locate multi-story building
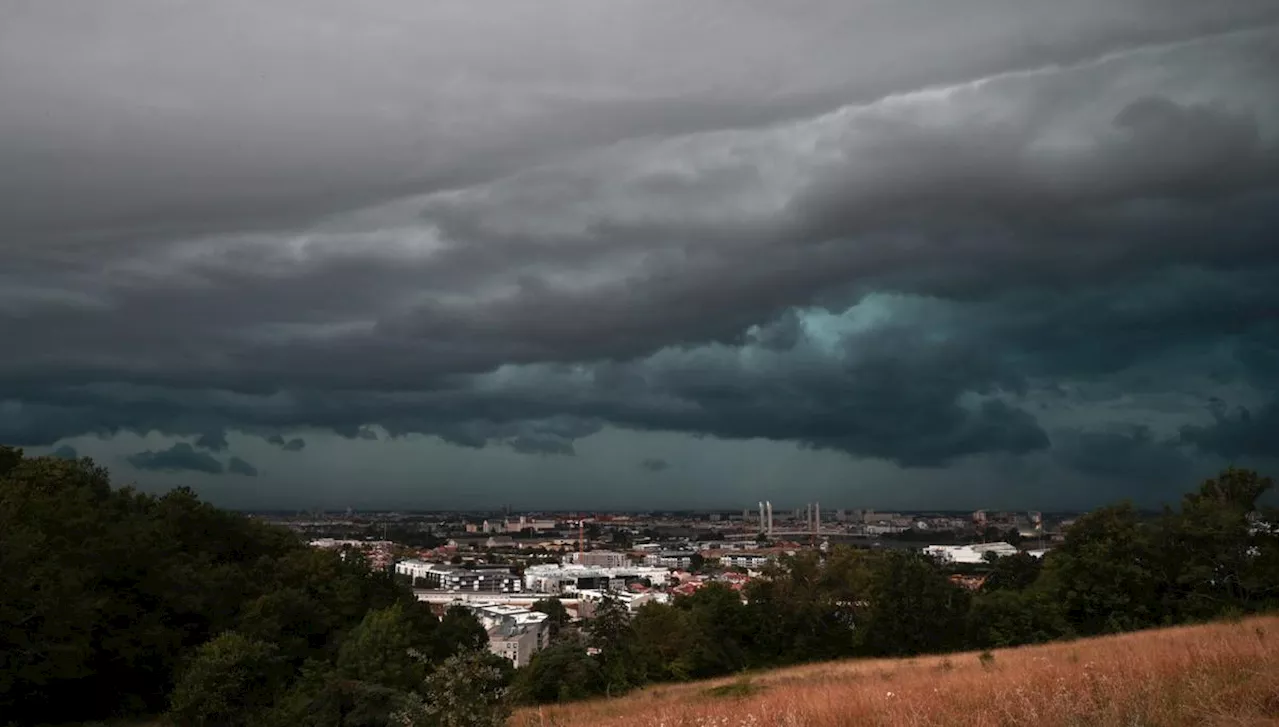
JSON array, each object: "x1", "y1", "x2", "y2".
[
  {"x1": 395, "y1": 560, "x2": 523, "y2": 592},
  {"x1": 717, "y1": 551, "x2": 772, "y2": 569},
  {"x1": 524, "y1": 563, "x2": 670, "y2": 594},
  {"x1": 643, "y1": 550, "x2": 696, "y2": 569},
  {"x1": 566, "y1": 550, "x2": 630, "y2": 568},
  {"x1": 465, "y1": 604, "x2": 551, "y2": 667}
]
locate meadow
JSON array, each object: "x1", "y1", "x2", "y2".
[{"x1": 511, "y1": 614, "x2": 1279, "y2": 727}]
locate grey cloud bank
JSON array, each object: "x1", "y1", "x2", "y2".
[{"x1": 0, "y1": 1, "x2": 1275, "y2": 508}]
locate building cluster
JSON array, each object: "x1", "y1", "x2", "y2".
[
  {"x1": 308, "y1": 538, "x2": 395, "y2": 570},
  {"x1": 281, "y1": 502, "x2": 1077, "y2": 669},
  {"x1": 464, "y1": 516, "x2": 557, "y2": 534}
]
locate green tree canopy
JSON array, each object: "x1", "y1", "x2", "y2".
[{"x1": 167, "y1": 632, "x2": 287, "y2": 727}]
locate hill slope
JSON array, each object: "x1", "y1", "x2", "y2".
[{"x1": 512, "y1": 615, "x2": 1278, "y2": 727}]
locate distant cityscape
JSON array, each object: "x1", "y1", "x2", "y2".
[{"x1": 253, "y1": 503, "x2": 1075, "y2": 668}]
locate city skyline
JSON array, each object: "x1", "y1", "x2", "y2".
[{"x1": 2, "y1": 1, "x2": 1276, "y2": 510}]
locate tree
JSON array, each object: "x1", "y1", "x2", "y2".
[
  {"x1": 432, "y1": 606, "x2": 487, "y2": 660},
  {"x1": 857, "y1": 551, "x2": 969, "y2": 656},
  {"x1": 336, "y1": 603, "x2": 425, "y2": 692},
  {"x1": 628, "y1": 602, "x2": 695, "y2": 682},
  {"x1": 405, "y1": 649, "x2": 513, "y2": 727},
  {"x1": 966, "y1": 590, "x2": 1068, "y2": 649},
  {"x1": 672, "y1": 583, "x2": 750, "y2": 677},
  {"x1": 259, "y1": 662, "x2": 419, "y2": 727},
  {"x1": 1037, "y1": 503, "x2": 1162, "y2": 635},
  {"x1": 981, "y1": 551, "x2": 1043, "y2": 592},
  {"x1": 586, "y1": 596, "x2": 637, "y2": 695},
  {"x1": 531, "y1": 598, "x2": 571, "y2": 638},
  {"x1": 1161, "y1": 469, "x2": 1278, "y2": 619},
  {"x1": 167, "y1": 632, "x2": 287, "y2": 727},
  {"x1": 512, "y1": 637, "x2": 603, "y2": 704},
  {"x1": 236, "y1": 588, "x2": 335, "y2": 666}
]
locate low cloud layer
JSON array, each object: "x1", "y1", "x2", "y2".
[
  {"x1": 227, "y1": 456, "x2": 260, "y2": 477},
  {"x1": 266, "y1": 435, "x2": 307, "y2": 452},
  {"x1": 640, "y1": 458, "x2": 671, "y2": 473},
  {"x1": 127, "y1": 443, "x2": 224, "y2": 475},
  {"x1": 1, "y1": 1, "x2": 1275, "y2": 507}
]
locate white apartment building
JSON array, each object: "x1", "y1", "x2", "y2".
[
  {"x1": 643, "y1": 551, "x2": 696, "y2": 568},
  {"x1": 465, "y1": 603, "x2": 551, "y2": 667},
  {"x1": 395, "y1": 560, "x2": 522, "y2": 592},
  {"x1": 523, "y1": 563, "x2": 670, "y2": 594},
  {"x1": 718, "y1": 552, "x2": 772, "y2": 569}
]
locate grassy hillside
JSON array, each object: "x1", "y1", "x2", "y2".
[{"x1": 512, "y1": 615, "x2": 1278, "y2": 727}]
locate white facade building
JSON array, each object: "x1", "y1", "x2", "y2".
[
  {"x1": 465, "y1": 603, "x2": 551, "y2": 667},
  {"x1": 523, "y1": 563, "x2": 670, "y2": 594},
  {"x1": 643, "y1": 551, "x2": 696, "y2": 568},
  {"x1": 566, "y1": 550, "x2": 630, "y2": 568},
  {"x1": 395, "y1": 560, "x2": 522, "y2": 592},
  {"x1": 923, "y1": 542, "x2": 1020, "y2": 564},
  {"x1": 718, "y1": 552, "x2": 772, "y2": 569}
]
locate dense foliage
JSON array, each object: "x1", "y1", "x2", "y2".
[{"x1": 0, "y1": 446, "x2": 506, "y2": 727}]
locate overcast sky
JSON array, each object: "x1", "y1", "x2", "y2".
[{"x1": 2, "y1": 1, "x2": 1276, "y2": 511}]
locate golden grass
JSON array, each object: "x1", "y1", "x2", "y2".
[{"x1": 512, "y1": 615, "x2": 1279, "y2": 727}]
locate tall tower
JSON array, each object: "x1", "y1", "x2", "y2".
[
  {"x1": 758, "y1": 502, "x2": 765, "y2": 533},
  {"x1": 766, "y1": 501, "x2": 773, "y2": 538},
  {"x1": 815, "y1": 502, "x2": 820, "y2": 534}
]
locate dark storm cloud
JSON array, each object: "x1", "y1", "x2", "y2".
[
  {"x1": 640, "y1": 458, "x2": 670, "y2": 473},
  {"x1": 266, "y1": 435, "x2": 306, "y2": 452},
  {"x1": 2, "y1": 1, "x2": 1270, "y2": 252},
  {"x1": 0, "y1": 2, "x2": 1276, "y2": 498},
  {"x1": 127, "y1": 443, "x2": 224, "y2": 475},
  {"x1": 227, "y1": 457, "x2": 260, "y2": 477},
  {"x1": 52, "y1": 445, "x2": 78, "y2": 460},
  {"x1": 195, "y1": 430, "x2": 229, "y2": 451},
  {"x1": 1054, "y1": 425, "x2": 1194, "y2": 483},
  {"x1": 797, "y1": 96, "x2": 1272, "y2": 233},
  {"x1": 1180, "y1": 402, "x2": 1279, "y2": 459},
  {"x1": 0, "y1": 262, "x2": 1271, "y2": 471}
]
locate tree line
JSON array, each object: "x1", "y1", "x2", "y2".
[
  {"x1": 2, "y1": 444, "x2": 1275, "y2": 724},
  {"x1": 0, "y1": 446, "x2": 510, "y2": 727}
]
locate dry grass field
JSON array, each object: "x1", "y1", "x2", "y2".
[{"x1": 511, "y1": 615, "x2": 1279, "y2": 727}]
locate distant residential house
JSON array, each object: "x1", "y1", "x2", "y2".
[{"x1": 948, "y1": 574, "x2": 988, "y2": 591}]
